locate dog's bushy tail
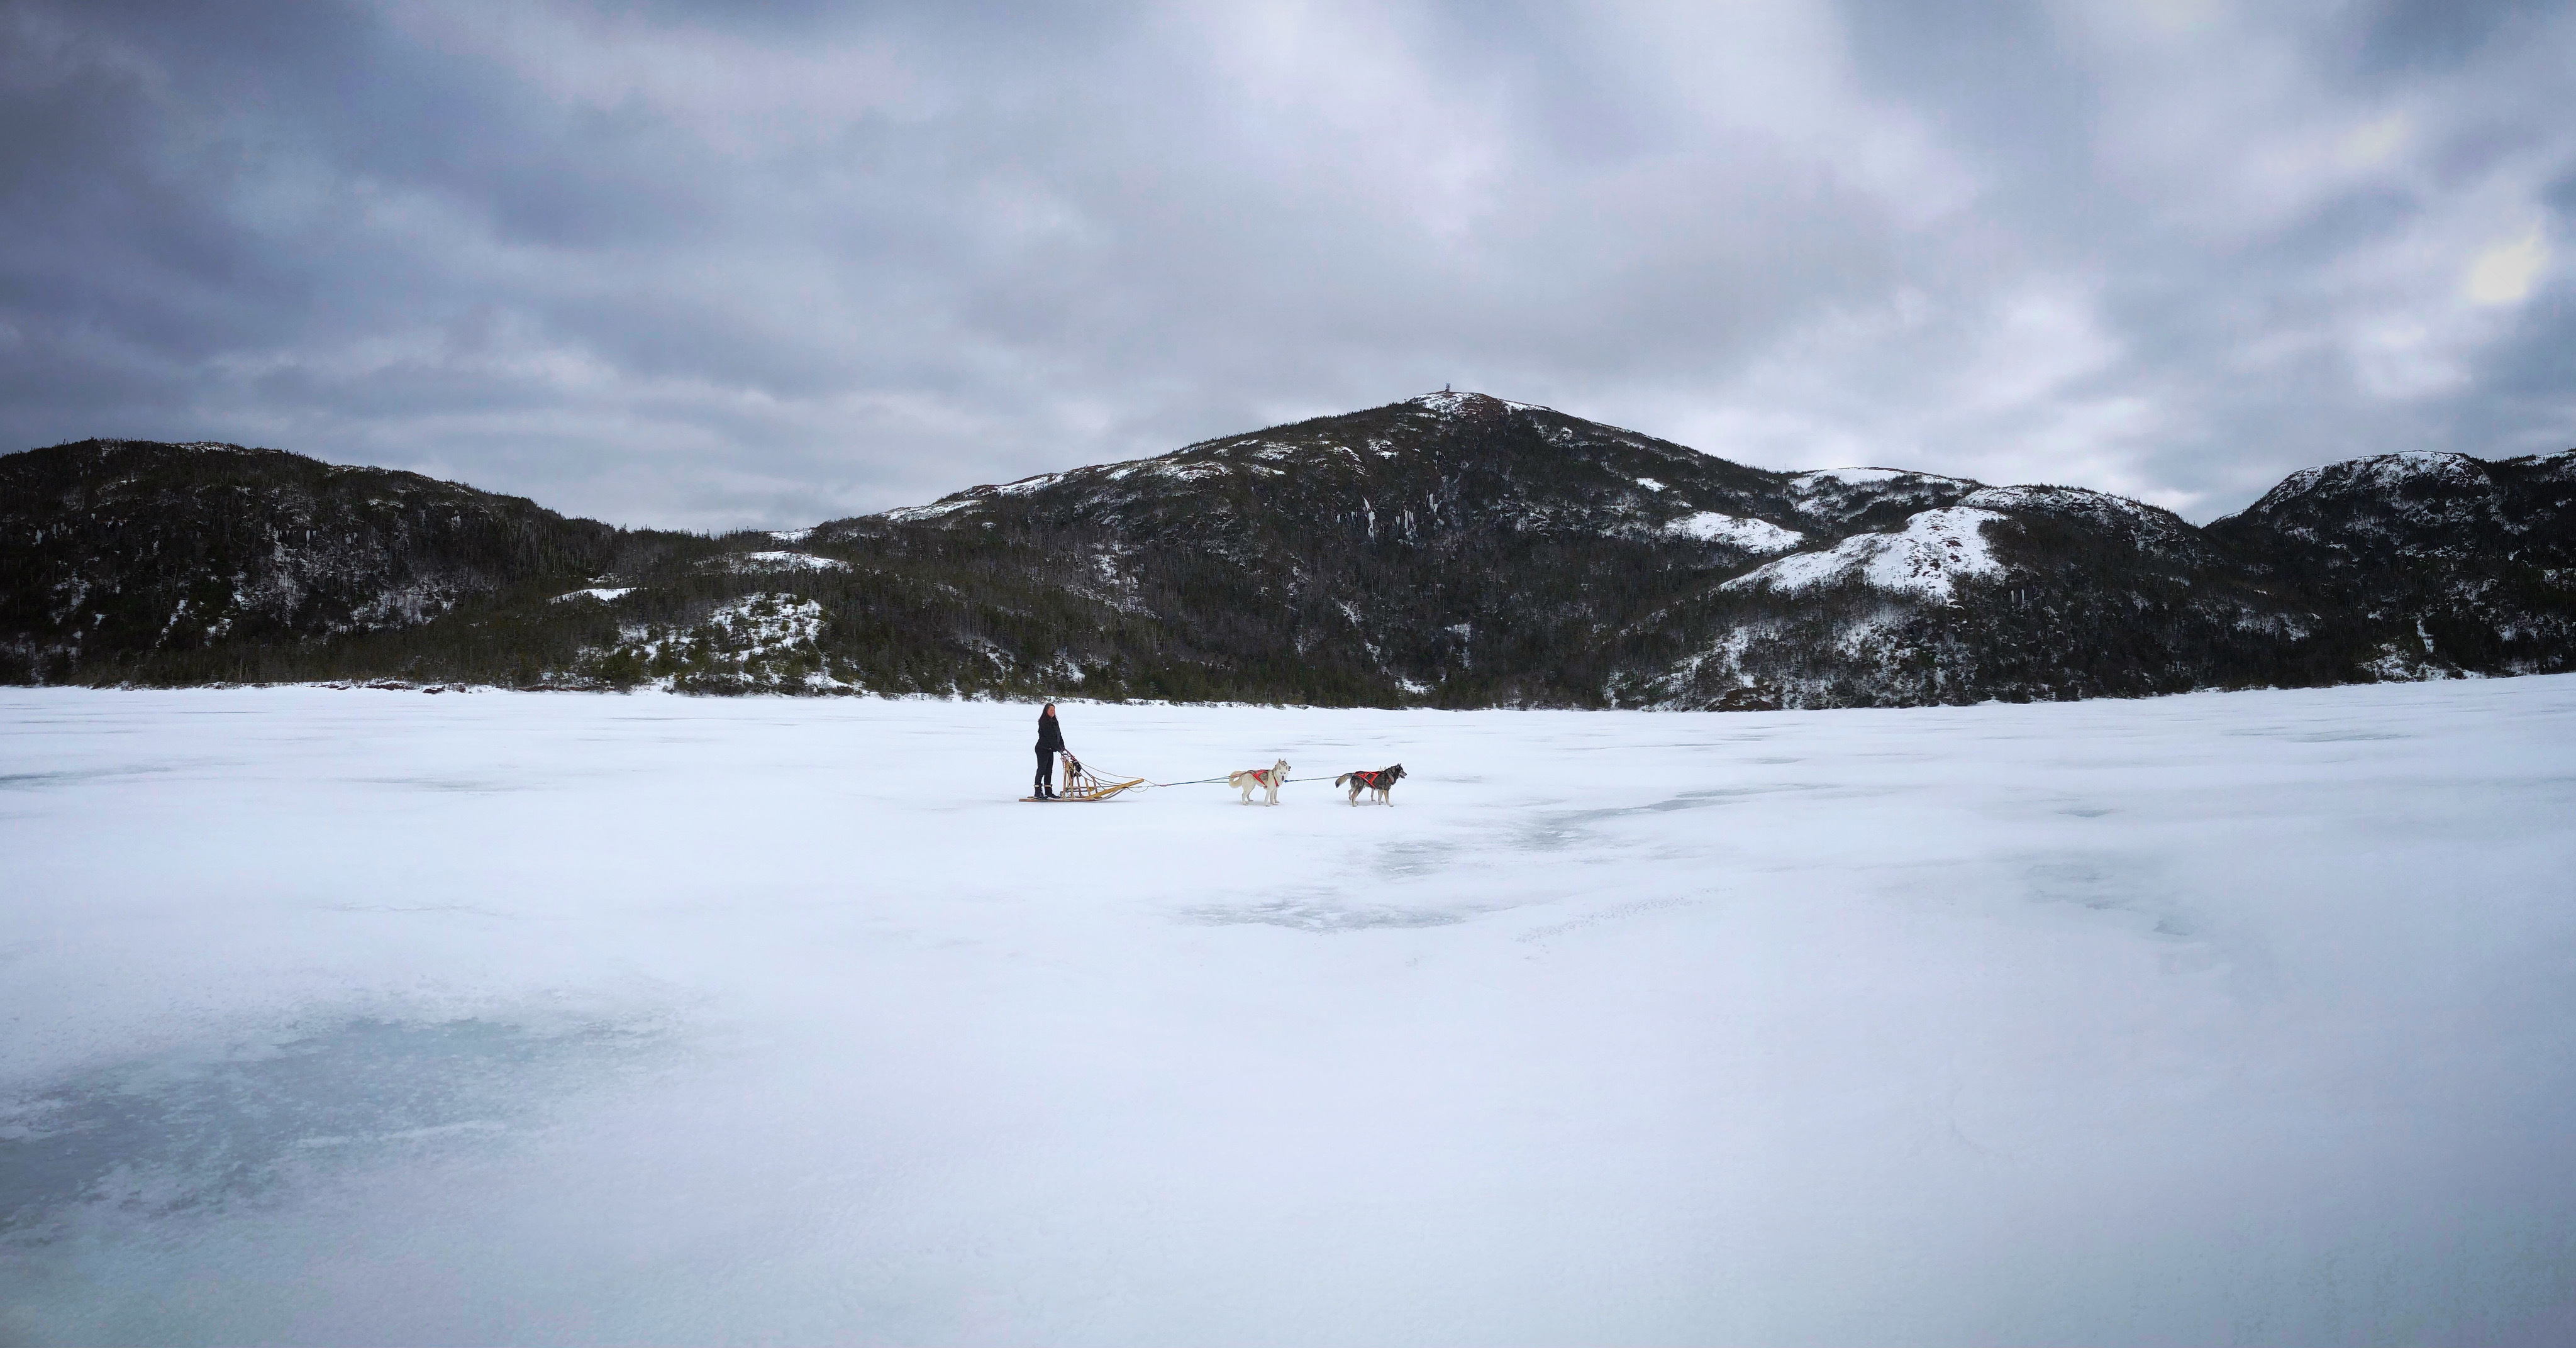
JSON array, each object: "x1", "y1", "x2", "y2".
[{"x1": 1334, "y1": 772, "x2": 1352, "y2": 787}]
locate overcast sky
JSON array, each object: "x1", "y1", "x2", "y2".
[{"x1": 4, "y1": 0, "x2": 2571, "y2": 529}]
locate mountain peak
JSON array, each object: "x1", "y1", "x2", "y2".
[
  {"x1": 2241, "y1": 450, "x2": 2496, "y2": 517},
  {"x1": 1404, "y1": 390, "x2": 1541, "y2": 419}
]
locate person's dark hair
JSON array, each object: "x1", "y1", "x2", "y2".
[{"x1": 1041, "y1": 703, "x2": 1055, "y2": 714}]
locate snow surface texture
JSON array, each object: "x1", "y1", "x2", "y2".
[
  {"x1": 1724, "y1": 505, "x2": 2006, "y2": 601},
  {"x1": 6, "y1": 680, "x2": 2576, "y2": 1345}
]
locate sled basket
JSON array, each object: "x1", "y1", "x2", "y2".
[{"x1": 1024, "y1": 751, "x2": 1145, "y2": 803}]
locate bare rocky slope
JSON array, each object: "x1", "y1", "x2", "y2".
[{"x1": 5, "y1": 394, "x2": 2570, "y2": 705}]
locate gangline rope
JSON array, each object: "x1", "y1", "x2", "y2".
[{"x1": 1067, "y1": 761, "x2": 1327, "y2": 790}]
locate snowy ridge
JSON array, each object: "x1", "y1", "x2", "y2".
[
  {"x1": 1961, "y1": 485, "x2": 2191, "y2": 548},
  {"x1": 2245, "y1": 451, "x2": 2494, "y2": 516},
  {"x1": 1961, "y1": 484, "x2": 2151, "y2": 518},
  {"x1": 1791, "y1": 467, "x2": 1911, "y2": 487},
  {"x1": 880, "y1": 497, "x2": 975, "y2": 522},
  {"x1": 1723, "y1": 507, "x2": 2007, "y2": 602},
  {"x1": 993, "y1": 471, "x2": 1067, "y2": 496}
]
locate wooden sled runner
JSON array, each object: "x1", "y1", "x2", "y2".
[{"x1": 1021, "y1": 752, "x2": 1145, "y2": 803}]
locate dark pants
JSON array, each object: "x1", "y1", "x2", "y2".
[{"x1": 1035, "y1": 747, "x2": 1053, "y2": 794}]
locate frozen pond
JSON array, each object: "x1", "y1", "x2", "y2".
[{"x1": 5, "y1": 680, "x2": 2575, "y2": 1345}]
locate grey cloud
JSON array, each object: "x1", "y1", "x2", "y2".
[
  {"x1": 1, "y1": 0, "x2": 2570, "y2": 531},
  {"x1": 2355, "y1": 0, "x2": 2557, "y2": 76}
]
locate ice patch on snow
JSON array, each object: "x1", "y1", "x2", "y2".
[
  {"x1": 1724, "y1": 507, "x2": 2007, "y2": 601},
  {"x1": 0, "y1": 1017, "x2": 658, "y2": 1238},
  {"x1": 1185, "y1": 897, "x2": 1467, "y2": 932}
]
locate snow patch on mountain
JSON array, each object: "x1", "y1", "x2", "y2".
[
  {"x1": 349, "y1": 583, "x2": 461, "y2": 629},
  {"x1": 1124, "y1": 458, "x2": 1226, "y2": 483},
  {"x1": 1412, "y1": 390, "x2": 1530, "y2": 419},
  {"x1": 882, "y1": 498, "x2": 975, "y2": 522},
  {"x1": 710, "y1": 551, "x2": 850, "y2": 573},
  {"x1": 1413, "y1": 391, "x2": 1478, "y2": 416},
  {"x1": 701, "y1": 593, "x2": 825, "y2": 656},
  {"x1": 552, "y1": 587, "x2": 636, "y2": 604},
  {"x1": 1792, "y1": 467, "x2": 1911, "y2": 487},
  {"x1": 1669, "y1": 512, "x2": 1806, "y2": 553},
  {"x1": 1962, "y1": 485, "x2": 2148, "y2": 519},
  {"x1": 2348, "y1": 451, "x2": 2489, "y2": 487},
  {"x1": 1779, "y1": 467, "x2": 1984, "y2": 530},
  {"x1": 1723, "y1": 507, "x2": 2007, "y2": 602}
]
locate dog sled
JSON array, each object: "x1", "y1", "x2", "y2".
[{"x1": 1022, "y1": 752, "x2": 1145, "y2": 804}]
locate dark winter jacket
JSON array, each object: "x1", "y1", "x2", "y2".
[{"x1": 1036, "y1": 710, "x2": 1066, "y2": 754}]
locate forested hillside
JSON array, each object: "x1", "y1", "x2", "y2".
[{"x1": 6, "y1": 396, "x2": 2571, "y2": 706}]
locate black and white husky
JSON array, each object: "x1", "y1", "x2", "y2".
[
  {"x1": 1333, "y1": 764, "x2": 1405, "y2": 805},
  {"x1": 1228, "y1": 758, "x2": 1289, "y2": 805}
]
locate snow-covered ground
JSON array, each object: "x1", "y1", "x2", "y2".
[{"x1": 5, "y1": 679, "x2": 2576, "y2": 1345}]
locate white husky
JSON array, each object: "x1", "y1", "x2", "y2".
[{"x1": 1227, "y1": 758, "x2": 1289, "y2": 805}]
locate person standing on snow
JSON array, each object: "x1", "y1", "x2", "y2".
[{"x1": 1034, "y1": 702, "x2": 1067, "y2": 798}]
